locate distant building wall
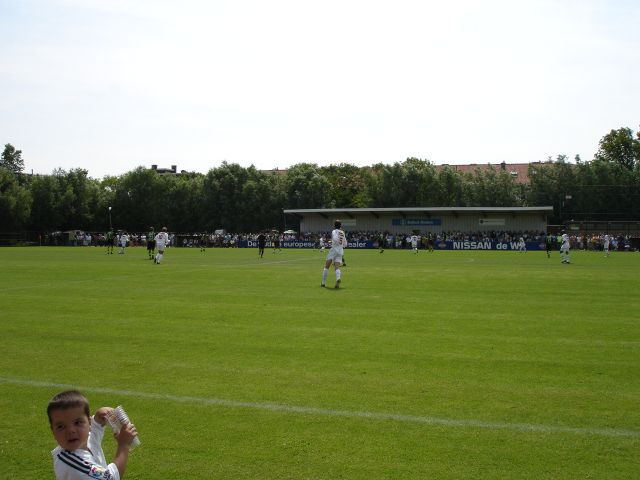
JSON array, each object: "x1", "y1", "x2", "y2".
[{"x1": 294, "y1": 210, "x2": 549, "y2": 234}]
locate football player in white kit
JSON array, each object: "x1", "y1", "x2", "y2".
[
  {"x1": 410, "y1": 234, "x2": 419, "y2": 253},
  {"x1": 118, "y1": 231, "x2": 129, "y2": 254},
  {"x1": 603, "y1": 234, "x2": 610, "y2": 257},
  {"x1": 154, "y1": 227, "x2": 170, "y2": 264},
  {"x1": 321, "y1": 220, "x2": 348, "y2": 289},
  {"x1": 518, "y1": 236, "x2": 526, "y2": 253},
  {"x1": 560, "y1": 231, "x2": 571, "y2": 264}
]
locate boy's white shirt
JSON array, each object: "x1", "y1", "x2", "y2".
[{"x1": 52, "y1": 417, "x2": 120, "y2": 480}]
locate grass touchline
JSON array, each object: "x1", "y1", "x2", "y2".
[{"x1": 3, "y1": 376, "x2": 638, "y2": 439}]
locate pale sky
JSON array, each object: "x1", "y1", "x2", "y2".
[{"x1": 1, "y1": 0, "x2": 639, "y2": 179}]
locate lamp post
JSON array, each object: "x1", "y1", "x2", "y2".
[
  {"x1": 108, "y1": 206, "x2": 112, "y2": 230},
  {"x1": 560, "y1": 194, "x2": 572, "y2": 223}
]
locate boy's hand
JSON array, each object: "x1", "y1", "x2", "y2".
[
  {"x1": 93, "y1": 407, "x2": 114, "y2": 426},
  {"x1": 115, "y1": 421, "x2": 138, "y2": 447}
]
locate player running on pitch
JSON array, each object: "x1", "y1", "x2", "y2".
[
  {"x1": 154, "y1": 227, "x2": 170, "y2": 264},
  {"x1": 146, "y1": 226, "x2": 156, "y2": 260},
  {"x1": 321, "y1": 220, "x2": 348, "y2": 289}
]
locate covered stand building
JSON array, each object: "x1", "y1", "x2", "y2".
[{"x1": 284, "y1": 207, "x2": 554, "y2": 235}]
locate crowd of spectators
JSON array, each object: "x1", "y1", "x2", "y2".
[
  {"x1": 43, "y1": 229, "x2": 637, "y2": 251},
  {"x1": 286, "y1": 230, "x2": 546, "y2": 246},
  {"x1": 43, "y1": 231, "x2": 177, "y2": 247},
  {"x1": 564, "y1": 233, "x2": 634, "y2": 251}
]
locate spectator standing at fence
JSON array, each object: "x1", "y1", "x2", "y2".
[
  {"x1": 321, "y1": 220, "x2": 348, "y2": 289},
  {"x1": 560, "y1": 231, "x2": 571, "y2": 264}
]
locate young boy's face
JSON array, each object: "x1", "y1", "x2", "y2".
[{"x1": 50, "y1": 406, "x2": 91, "y2": 451}]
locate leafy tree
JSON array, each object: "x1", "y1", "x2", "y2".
[
  {"x1": 93, "y1": 176, "x2": 119, "y2": 230},
  {"x1": 321, "y1": 163, "x2": 371, "y2": 208},
  {"x1": 435, "y1": 166, "x2": 466, "y2": 206},
  {"x1": 569, "y1": 159, "x2": 638, "y2": 220},
  {"x1": 282, "y1": 163, "x2": 329, "y2": 209},
  {"x1": 165, "y1": 174, "x2": 205, "y2": 232},
  {"x1": 52, "y1": 168, "x2": 101, "y2": 230},
  {"x1": 595, "y1": 127, "x2": 640, "y2": 170},
  {"x1": 493, "y1": 169, "x2": 522, "y2": 206},
  {"x1": 526, "y1": 160, "x2": 556, "y2": 207},
  {"x1": 468, "y1": 167, "x2": 492, "y2": 206},
  {"x1": 401, "y1": 158, "x2": 439, "y2": 206},
  {"x1": 27, "y1": 174, "x2": 63, "y2": 230},
  {"x1": 201, "y1": 162, "x2": 273, "y2": 232},
  {"x1": 0, "y1": 144, "x2": 24, "y2": 174},
  {"x1": 240, "y1": 171, "x2": 284, "y2": 231},
  {"x1": 366, "y1": 162, "x2": 403, "y2": 207},
  {"x1": 367, "y1": 160, "x2": 436, "y2": 207},
  {"x1": 0, "y1": 168, "x2": 31, "y2": 230},
  {"x1": 112, "y1": 167, "x2": 167, "y2": 231}
]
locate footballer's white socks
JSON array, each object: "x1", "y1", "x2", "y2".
[
  {"x1": 335, "y1": 268, "x2": 341, "y2": 281},
  {"x1": 322, "y1": 268, "x2": 329, "y2": 284},
  {"x1": 156, "y1": 253, "x2": 163, "y2": 263}
]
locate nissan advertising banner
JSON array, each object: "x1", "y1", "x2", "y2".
[{"x1": 239, "y1": 240, "x2": 544, "y2": 251}]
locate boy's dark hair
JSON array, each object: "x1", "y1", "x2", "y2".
[
  {"x1": 334, "y1": 219, "x2": 342, "y2": 229},
  {"x1": 47, "y1": 390, "x2": 90, "y2": 425}
]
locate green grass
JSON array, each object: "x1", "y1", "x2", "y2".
[{"x1": 1, "y1": 246, "x2": 639, "y2": 479}]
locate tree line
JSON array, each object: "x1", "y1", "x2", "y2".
[{"x1": 1, "y1": 126, "x2": 639, "y2": 233}]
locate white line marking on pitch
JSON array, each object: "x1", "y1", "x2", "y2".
[{"x1": 2, "y1": 377, "x2": 638, "y2": 438}]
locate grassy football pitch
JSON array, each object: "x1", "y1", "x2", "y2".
[{"x1": 1, "y1": 246, "x2": 639, "y2": 479}]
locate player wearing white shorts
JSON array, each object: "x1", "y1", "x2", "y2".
[
  {"x1": 518, "y1": 237, "x2": 526, "y2": 253},
  {"x1": 154, "y1": 227, "x2": 169, "y2": 264},
  {"x1": 118, "y1": 232, "x2": 129, "y2": 254},
  {"x1": 321, "y1": 220, "x2": 348, "y2": 289},
  {"x1": 560, "y1": 231, "x2": 571, "y2": 264},
  {"x1": 410, "y1": 234, "x2": 419, "y2": 253},
  {"x1": 603, "y1": 234, "x2": 610, "y2": 257}
]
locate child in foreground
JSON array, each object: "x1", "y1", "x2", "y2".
[{"x1": 47, "y1": 390, "x2": 137, "y2": 480}]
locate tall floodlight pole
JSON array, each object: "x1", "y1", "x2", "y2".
[{"x1": 108, "y1": 206, "x2": 112, "y2": 230}]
